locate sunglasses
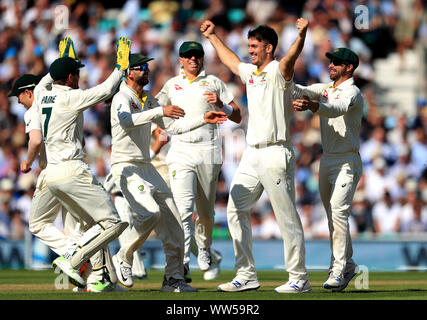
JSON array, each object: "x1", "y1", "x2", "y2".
[
  {"x1": 330, "y1": 58, "x2": 347, "y2": 66},
  {"x1": 181, "y1": 51, "x2": 204, "y2": 59},
  {"x1": 131, "y1": 64, "x2": 149, "y2": 71}
]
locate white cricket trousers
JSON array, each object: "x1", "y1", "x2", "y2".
[
  {"x1": 168, "y1": 161, "x2": 221, "y2": 265},
  {"x1": 44, "y1": 160, "x2": 121, "y2": 225},
  {"x1": 227, "y1": 142, "x2": 307, "y2": 281},
  {"x1": 29, "y1": 169, "x2": 76, "y2": 255},
  {"x1": 318, "y1": 152, "x2": 362, "y2": 276},
  {"x1": 111, "y1": 161, "x2": 185, "y2": 280}
]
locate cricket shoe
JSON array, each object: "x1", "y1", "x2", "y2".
[
  {"x1": 274, "y1": 280, "x2": 312, "y2": 293},
  {"x1": 72, "y1": 283, "x2": 127, "y2": 293},
  {"x1": 197, "y1": 247, "x2": 211, "y2": 271},
  {"x1": 332, "y1": 265, "x2": 358, "y2": 292},
  {"x1": 203, "y1": 249, "x2": 222, "y2": 280},
  {"x1": 184, "y1": 263, "x2": 192, "y2": 283},
  {"x1": 53, "y1": 255, "x2": 86, "y2": 288},
  {"x1": 112, "y1": 254, "x2": 133, "y2": 288},
  {"x1": 323, "y1": 273, "x2": 344, "y2": 289},
  {"x1": 161, "y1": 277, "x2": 198, "y2": 292},
  {"x1": 217, "y1": 277, "x2": 260, "y2": 292}
]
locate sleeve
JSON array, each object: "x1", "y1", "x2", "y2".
[
  {"x1": 292, "y1": 83, "x2": 326, "y2": 100},
  {"x1": 216, "y1": 78, "x2": 234, "y2": 105},
  {"x1": 270, "y1": 63, "x2": 293, "y2": 90},
  {"x1": 237, "y1": 62, "x2": 255, "y2": 84},
  {"x1": 317, "y1": 88, "x2": 363, "y2": 118},
  {"x1": 34, "y1": 74, "x2": 54, "y2": 96},
  {"x1": 154, "y1": 114, "x2": 206, "y2": 135},
  {"x1": 68, "y1": 69, "x2": 125, "y2": 112},
  {"x1": 112, "y1": 92, "x2": 164, "y2": 130},
  {"x1": 24, "y1": 106, "x2": 42, "y2": 134},
  {"x1": 154, "y1": 80, "x2": 171, "y2": 106}
]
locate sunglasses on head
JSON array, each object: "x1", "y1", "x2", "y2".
[
  {"x1": 330, "y1": 58, "x2": 348, "y2": 66},
  {"x1": 131, "y1": 64, "x2": 149, "y2": 71},
  {"x1": 181, "y1": 51, "x2": 203, "y2": 59}
]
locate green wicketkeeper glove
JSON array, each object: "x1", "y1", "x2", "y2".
[
  {"x1": 58, "y1": 37, "x2": 77, "y2": 59},
  {"x1": 116, "y1": 36, "x2": 131, "y2": 71}
]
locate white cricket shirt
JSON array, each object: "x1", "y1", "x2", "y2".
[
  {"x1": 293, "y1": 77, "x2": 364, "y2": 155},
  {"x1": 34, "y1": 69, "x2": 125, "y2": 165},
  {"x1": 24, "y1": 104, "x2": 47, "y2": 169},
  {"x1": 155, "y1": 69, "x2": 234, "y2": 145},
  {"x1": 110, "y1": 81, "x2": 208, "y2": 165},
  {"x1": 238, "y1": 60, "x2": 294, "y2": 147}
]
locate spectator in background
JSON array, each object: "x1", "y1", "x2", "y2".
[{"x1": 372, "y1": 190, "x2": 401, "y2": 234}]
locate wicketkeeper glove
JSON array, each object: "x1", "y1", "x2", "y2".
[
  {"x1": 116, "y1": 36, "x2": 131, "y2": 71},
  {"x1": 58, "y1": 37, "x2": 77, "y2": 59}
]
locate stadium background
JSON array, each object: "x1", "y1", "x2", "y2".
[{"x1": 0, "y1": 0, "x2": 426, "y2": 271}]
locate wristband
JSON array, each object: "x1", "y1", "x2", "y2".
[
  {"x1": 149, "y1": 149, "x2": 156, "y2": 160},
  {"x1": 222, "y1": 104, "x2": 233, "y2": 116}
]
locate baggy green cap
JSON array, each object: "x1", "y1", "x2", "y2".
[
  {"x1": 325, "y1": 48, "x2": 359, "y2": 69},
  {"x1": 49, "y1": 57, "x2": 85, "y2": 81},
  {"x1": 179, "y1": 41, "x2": 204, "y2": 56},
  {"x1": 129, "y1": 53, "x2": 154, "y2": 68},
  {"x1": 8, "y1": 74, "x2": 42, "y2": 97}
]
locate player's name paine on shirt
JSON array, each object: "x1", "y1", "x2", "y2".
[{"x1": 40, "y1": 95, "x2": 57, "y2": 104}]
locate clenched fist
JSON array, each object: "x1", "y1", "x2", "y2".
[
  {"x1": 296, "y1": 18, "x2": 309, "y2": 37},
  {"x1": 200, "y1": 20, "x2": 216, "y2": 38}
]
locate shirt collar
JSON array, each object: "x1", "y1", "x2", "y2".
[
  {"x1": 52, "y1": 84, "x2": 73, "y2": 91},
  {"x1": 180, "y1": 68, "x2": 207, "y2": 81},
  {"x1": 331, "y1": 77, "x2": 354, "y2": 90},
  {"x1": 120, "y1": 81, "x2": 147, "y2": 105},
  {"x1": 253, "y1": 60, "x2": 278, "y2": 75}
]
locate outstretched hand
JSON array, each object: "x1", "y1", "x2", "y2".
[
  {"x1": 58, "y1": 37, "x2": 77, "y2": 59},
  {"x1": 296, "y1": 18, "x2": 308, "y2": 38},
  {"x1": 116, "y1": 36, "x2": 131, "y2": 71},
  {"x1": 163, "y1": 105, "x2": 185, "y2": 119},
  {"x1": 204, "y1": 111, "x2": 227, "y2": 124},
  {"x1": 293, "y1": 95, "x2": 318, "y2": 113},
  {"x1": 200, "y1": 20, "x2": 216, "y2": 38}
]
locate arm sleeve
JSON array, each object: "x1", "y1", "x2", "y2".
[
  {"x1": 24, "y1": 106, "x2": 42, "y2": 134},
  {"x1": 112, "y1": 93, "x2": 164, "y2": 129},
  {"x1": 317, "y1": 88, "x2": 362, "y2": 118},
  {"x1": 34, "y1": 74, "x2": 54, "y2": 95},
  {"x1": 154, "y1": 81, "x2": 171, "y2": 106},
  {"x1": 154, "y1": 114, "x2": 206, "y2": 135},
  {"x1": 68, "y1": 69, "x2": 125, "y2": 112},
  {"x1": 238, "y1": 62, "x2": 255, "y2": 84},
  {"x1": 292, "y1": 83, "x2": 326, "y2": 100},
  {"x1": 216, "y1": 78, "x2": 234, "y2": 105}
]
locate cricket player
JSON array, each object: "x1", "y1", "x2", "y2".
[
  {"x1": 200, "y1": 18, "x2": 311, "y2": 293},
  {"x1": 109, "y1": 53, "x2": 227, "y2": 292},
  {"x1": 292, "y1": 48, "x2": 364, "y2": 292},
  {"x1": 32, "y1": 37, "x2": 132, "y2": 289},
  {"x1": 155, "y1": 41, "x2": 241, "y2": 282}
]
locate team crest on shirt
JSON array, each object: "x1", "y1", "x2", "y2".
[
  {"x1": 249, "y1": 75, "x2": 254, "y2": 84},
  {"x1": 199, "y1": 80, "x2": 209, "y2": 87},
  {"x1": 322, "y1": 89, "x2": 328, "y2": 98},
  {"x1": 175, "y1": 84, "x2": 183, "y2": 90}
]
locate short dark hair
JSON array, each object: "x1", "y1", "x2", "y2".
[{"x1": 247, "y1": 25, "x2": 278, "y2": 54}]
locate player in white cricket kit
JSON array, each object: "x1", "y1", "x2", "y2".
[
  {"x1": 292, "y1": 48, "x2": 364, "y2": 292},
  {"x1": 156, "y1": 41, "x2": 242, "y2": 282},
  {"x1": 109, "y1": 53, "x2": 227, "y2": 292},
  {"x1": 201, "y1": 19, "x2": 312, "y2": 293},
  {"x1": 33, "y1": 37, "x2": 132, "y2": 288}
]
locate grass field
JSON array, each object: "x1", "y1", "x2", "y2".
[{"x1": 1, "y1": 269, "x2": 427, "y2": 300}]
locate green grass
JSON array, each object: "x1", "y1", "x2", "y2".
[{"x1": 1, "y1": 269, "x2": 427, "y2": 300}]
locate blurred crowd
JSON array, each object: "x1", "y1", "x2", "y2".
[{"x1": 0, "y1": 0, "x2": 427, "y2": 242}]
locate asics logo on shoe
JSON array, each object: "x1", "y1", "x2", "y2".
[
  {"x1": 232, "y1": 280, "x2": 241, "y2": 288},
  {"x1": 290, "y1": 284, "x2": 300, "y2": 289}
]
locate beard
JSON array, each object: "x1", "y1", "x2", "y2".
[{"x1": 136, "y1": 75, "x2": 148, "y2": 87}]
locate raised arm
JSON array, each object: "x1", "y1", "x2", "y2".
[
  {"x1": 200, "y1": 20, "x2": 241, "y2": 76},
  {"x1": 279, "y1": 18, "x2": 308, "y2": 81}
]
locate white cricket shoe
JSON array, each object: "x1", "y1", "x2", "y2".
[
  {"x1": 333, "y1": 265, "x2": 358, "y2": 292},
  {"x1": 274, "y1": 280, "x2": 312, "y2": 293},
  {"x1": 112, "y1": 254, "x2": 133, "y2": 288},
  {"x1": 161, "y1": 277, "x2": 198, "y2": 292},
  {"x1": 198, "y1": 248, "x2": 211, "y2": 271},
  {"x1": 52, "y1": 255, "x2": 86, "y2": 288},
  {"x1": 203, "y1": 249, "x2": 222, "y2": 280},
  {"x1": 217, "y1": 277, "x2": 260, "y2": 292},
  {"x1": 323, "y1": 273, "x2": 343, "y2": 289}
]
